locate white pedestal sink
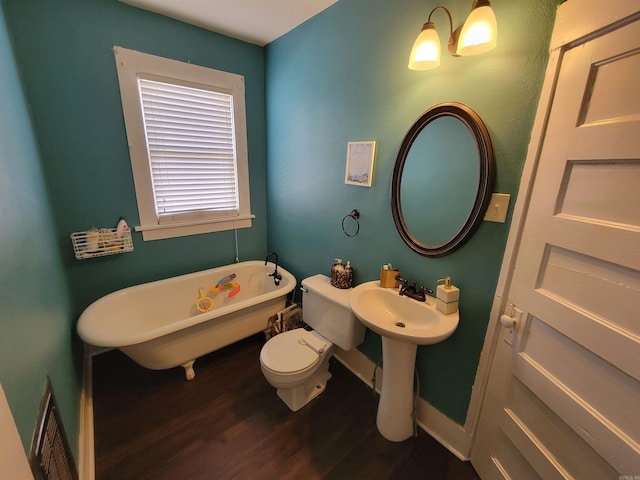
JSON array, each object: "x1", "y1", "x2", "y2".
[{"x1": 349, "y1": 281, "x2": 459, "y2": 442}]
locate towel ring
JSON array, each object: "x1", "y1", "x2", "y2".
[{"x1": 342, "y1": 209, "x2": 360, "y2": 237}]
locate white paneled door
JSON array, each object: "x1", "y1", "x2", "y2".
[{"x1": 471, "y1": 1, "x2": 640, "y2": 478}]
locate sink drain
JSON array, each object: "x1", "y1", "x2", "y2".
[{"x1": 395, "y1": 322, "x2": 406, "y2": 328}]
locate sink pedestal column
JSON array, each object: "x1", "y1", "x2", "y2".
[{"x1": 377, "y1": 337, "x2": 417, "y2": 442}]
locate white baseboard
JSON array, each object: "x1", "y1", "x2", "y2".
[
  {"x1": 78, "y1": 346, "x2": 103, "y2": 480},
  {"x1": 334, "y1": 347, "x2": 473, "y2": 460}
]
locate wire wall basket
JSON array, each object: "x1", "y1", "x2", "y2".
[{"x1": 70, "y1": 227, "x2": 133, "y2": 260}]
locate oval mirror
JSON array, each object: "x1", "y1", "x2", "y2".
[{"x1": 391, "y1": 102, "x2": 494, "y2": 257}]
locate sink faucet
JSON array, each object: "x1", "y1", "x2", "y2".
[
  {"x1": 396, "y1": 277, "x2": 432, "y2": 302},
  {"x1": 264, "y1": 252, "x2": 282, "y2": 286}
]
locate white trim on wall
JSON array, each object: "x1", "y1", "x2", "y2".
[
  {"x1": 78, "y1": 345, "x2": 110, "y2": 480},
  {"x1": 113, "y1": 46, "x2": 253, "y2": 241}
]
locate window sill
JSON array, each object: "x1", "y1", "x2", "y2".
[{"x1": 135, "y1": 215, "x2": 255, "y2": 241}]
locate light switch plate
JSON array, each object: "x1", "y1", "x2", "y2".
[{"x1": 484, "y1": 193, "x2": 510, "y2": 223}]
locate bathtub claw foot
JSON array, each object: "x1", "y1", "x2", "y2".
[{"x1": 181, "y1": 360, "x2": 196, "y2": 380}]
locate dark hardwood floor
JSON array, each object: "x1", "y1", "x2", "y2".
[{"x1": 92, "y1": 334, "x2": 480, "y2": 480}]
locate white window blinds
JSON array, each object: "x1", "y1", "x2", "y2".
[{"x1": 138, "y1": 78, "x2": 239, "y2": 223}]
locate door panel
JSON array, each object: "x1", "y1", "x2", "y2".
[
  {"x1": 535, "y1": 245, "x2": 640, "y2": 380},
  {"x1": 472, "y1": 5, "x2": 640, "y2": 479},
  {"x1": 522, "y1": 317, "x2": 639, "y2": 428},
  {"x1": 581, "y1": 54, "x2": 640, "y2": 124},
  {"x1": 492, "y1": 429, "x2": 542, "y2": 480},
  {"x1": 557, "y1": 160, "x2": 640, "y2": 226},
  {"x1": 505, "y1": 379, "x2": 618, "y2": 480}
]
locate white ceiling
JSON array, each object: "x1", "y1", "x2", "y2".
[{"x1": 119, "y1": 0, "x2": 338, "y2": 46}]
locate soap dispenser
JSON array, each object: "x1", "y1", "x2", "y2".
[
  {"x1": 436, "y1": 276, "x2": 459, "y2": 315},
  {"x1": 331, "y1": 259, "x2": 353, "y2": 289}
]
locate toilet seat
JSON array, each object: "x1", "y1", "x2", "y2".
[{"x1": 260, "y1": 329, "x2": 329, "y2": 375}]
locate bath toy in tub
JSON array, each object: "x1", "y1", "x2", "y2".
[
  {"x1": 215, "y1": 274, "x2": 236, "y2": 287},
  {"x1": 195, "y1": 288, "x2": 214, "y2": 313},
  {"x1": 211, "y1": 281, "x2": 241, "y2": 298},
  {"x1": 226, "y1": 282, "x2": 241, "y2": 297}
]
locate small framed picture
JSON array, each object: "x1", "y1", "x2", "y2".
[{"x1": 345, "y1": 141, "x2": 376, "y2": 187}]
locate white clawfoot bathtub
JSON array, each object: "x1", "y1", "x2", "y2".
[{"x1": 78, "y1": 260, "x2": 296, "y2": 379}]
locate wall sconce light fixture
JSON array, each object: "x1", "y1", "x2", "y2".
[{"x1": 408, "y1": 0, "x2": 497, "y2": 70}]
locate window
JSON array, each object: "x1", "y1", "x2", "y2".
[{"x1": 114, "y1": 46, "x2": 253, "y2": 240}]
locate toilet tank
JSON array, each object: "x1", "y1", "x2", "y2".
[{"x1": 301, "y1": 274, "x2": 365, "y2": 350}]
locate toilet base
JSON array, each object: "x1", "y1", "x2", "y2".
[
  {"x1": 277, "y1": 371, "x2": 331, "y2": 412},
  {"x1": 277, "y1": 368, "x2": 332, "y2": 412}
]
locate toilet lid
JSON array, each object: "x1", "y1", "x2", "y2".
[{"x1": 261, "y1": 329, "x2": 325, "y2": 374}]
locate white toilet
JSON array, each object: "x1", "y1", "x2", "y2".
[{"x1": 260, "y1": 274, "x2": 365, "y2": 411}]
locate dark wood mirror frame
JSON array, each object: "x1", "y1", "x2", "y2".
[{"x1": 391, "y1": 102, "x2": 495, "y2": 257}]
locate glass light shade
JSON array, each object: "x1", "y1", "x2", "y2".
[
  {"x1": 456, "y1": 5, "x2": 497, "y2": 56},
  {"x1": 408, "y1": 25, "x2": 441, "y2": 70}
]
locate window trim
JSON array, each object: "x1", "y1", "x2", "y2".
[{"x1": 113, "y1": 46, "x2": 253, "y2": 240}]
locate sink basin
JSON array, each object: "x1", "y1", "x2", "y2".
[
  {"x1": 349, "y1": 281, "x2": 458, "y2": 345},
  {"x1": 348, "y1": 280, "x2": 459, "y2": 442}
]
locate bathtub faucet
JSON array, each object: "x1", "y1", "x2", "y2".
[{"x1": 265, "y1": 252, "x2": 282, "y2": 286}]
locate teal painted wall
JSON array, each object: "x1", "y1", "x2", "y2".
[
  {"x1": 0, "y1": 4, "x2": 78, "y2": 454},
  {"x1": 3, "y1": 0, "x2": 268, "y2": 319},
  {"x1": 266, "y1": 0, "x2": 559, "y2": 424}
]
